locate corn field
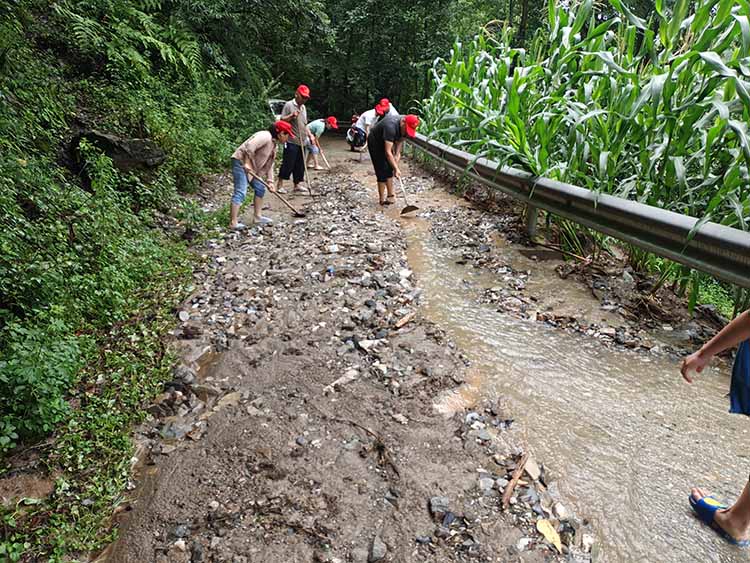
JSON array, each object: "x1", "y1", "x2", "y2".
[{"x1": 422, "y1": 0, "x2": 750, "y2": 313}]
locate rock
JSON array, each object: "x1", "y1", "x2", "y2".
[
  {"x1": 517, "y1": 537, "x2": 533, "y2": 551},
  {"x1": 476, "y1": 429, "x2": 491, "y2": 441},
  {"x1": 296, "y1": 436, "x2": 308, "y2": 447},
  {"x1": 478, "y1": 477, "x2": 495, "y2": 492},
  {"x1": 553, "y1": 502, "x2": 570, "y2": 520},
  {"x1": 351, "y1": 547, "x2": 369, "y2": 563},
  {"x1": 178, "y1": 311, "x2": 190, "y2": 322},
  {"x1": 415, "y1": 535, "x2": 432, "y2": 544},
  {"x1": 429, "y1": 496, "x2": 450, "y2": 518},
  {"x1": 391, "y1": 413, "x2": 409, "y2": 425},
  {"x1": 70, "y1": 129, "x2": 166, "y2": 174},
  {"x1": 369, "y1": 535, "x2": 387, "y2": 562},
  {"x1": 173, "y1": 539, "x2": 187, "y2": 552},
  {"x1": 582, "y1": 532, "x2": 595, "y2": 552},
  {"x1": 208, "y1": 500, "x2": 220, "y2": 511},
  {"x1": 173, "y1": 365, "x2": 196, "y2": 385},
  {"x1": 171, "y1": 524, "x2": 190, "y2": 538},
  {"x1": 524, "y1": 456, "x2": 541, "y2": 481}
]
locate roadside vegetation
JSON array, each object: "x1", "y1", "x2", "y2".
[
  {"x1": 422, "y1": 0, "x2": 750, "y2": 315},
  {"x1": 1, "y1": 0, "x2": 747, "y2": 560}
]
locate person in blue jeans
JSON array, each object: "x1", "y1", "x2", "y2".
[
  {"x1": 682, "y1": 310, "x2": 750, "y2": 546},
  {"x1": 229, "y1": 120, "x2": 293, "y2": 230}
]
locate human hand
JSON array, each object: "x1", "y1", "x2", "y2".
[
  {"x1": 266, "y1": 180, "x2": 275, "y2": 193},
  {"x1": 681, "y1": 350, "x2": 710, "y2": 383},
  {"x1": 394, "y1": 168, "x2": 402, "y2": 179}
]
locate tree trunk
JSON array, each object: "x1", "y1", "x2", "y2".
[{"x1": 519, "y1": 0, "x2": 529, "y2": 44}]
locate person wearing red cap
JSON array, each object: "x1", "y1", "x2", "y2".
[
  {"x1": 366, "y1": 114, "x2": 420, "y2": 205},
  {"x1": 228, "y1": 120, "x2": 293, "y2": 230},
  {"x1": 305, "y1": 116, "x2": 338, "y2": 170},
  {"x1": 278, "y1": 85, "x2": 313, "y2": 193},
  {"x1": 378, "y1": 98, "x2": 399, "y2": 117},
  {"x1": 347, "y1": 104, "x2": 386, "y2": 152}
]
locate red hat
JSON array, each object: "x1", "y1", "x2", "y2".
[
  {"x1": 404, "y1": 114, "x2": 420, "y2": 138},
  {"x1": 379, "y1": 98, "x2": 390, "y2": 109},
  {"x1": 325, "y1": 116, "x2": 339, "y2": 129},
  {"x1": 374, "y1": 104, "x2": 386, "y2": 116},
  {"x1": 296, "y1": 84, "x2": 310, "y2": 98},
  {"x1": 274, "y1": 120, "x2": 295, "y2": 138}
]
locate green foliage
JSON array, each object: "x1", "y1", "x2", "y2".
[{"x1": 423, "y1": 0, "x2": 750, "y2": 313}]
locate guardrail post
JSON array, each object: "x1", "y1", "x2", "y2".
[{"x1": 525, "y1": 204, "x2": 539, "y2": 241}]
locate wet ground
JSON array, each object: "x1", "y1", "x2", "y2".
[
  {"x1": 384, "y1": 146, "x2": 748, "y2": 562},
  {"x1": 30, "y1": 136, "x2": 744, "y2": 562}
]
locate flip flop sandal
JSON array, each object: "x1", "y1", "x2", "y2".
[
  {"x1": 383, "y1": 200, "x2": 394, "y2": 205},
  {"x1": 689, "y1": 494, "x2": 750, "y2": 547}
]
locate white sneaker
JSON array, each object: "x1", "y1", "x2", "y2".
[
  {"x1": 254, "y1": 216, "x2": 273, "y2": 225},
  {"x1": 230, "y1": 222, "x2": 246, "y2": 231},
  {"x1": 277, "y1": 187, "x2": 288, "y2": 194}
]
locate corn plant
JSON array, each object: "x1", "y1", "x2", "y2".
[{"x1": 423, "y1": 0, "x2": 750, "y2": 311}]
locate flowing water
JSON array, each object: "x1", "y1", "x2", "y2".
[{"x1": 400, "y1": 215, "x2": 749, "y2": 563}]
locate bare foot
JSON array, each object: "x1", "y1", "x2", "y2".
[{"x1": 691, "y1": 487, "x2": 750, "y2": 542}]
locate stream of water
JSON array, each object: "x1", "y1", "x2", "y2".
[{"x1": 402, "y1": 216, "x2": 749, "y2": 562}]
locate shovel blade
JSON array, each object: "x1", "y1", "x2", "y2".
[{"x1": 400, "y1": 205, "x2": 419, "y2": 216}]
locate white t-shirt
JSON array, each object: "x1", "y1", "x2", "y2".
[
  {"x1": 386, "y1": 104, "x2": 399, "y2": 117},
  {"x1": 355, "y1": 109, "x2": 379, "y2": 132}
]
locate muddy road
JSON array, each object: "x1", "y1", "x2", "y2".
[{"x1": 103, "y1": 139, "x2": 744, "y2": 563}]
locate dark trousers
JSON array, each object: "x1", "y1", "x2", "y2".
[{"x1": 279, "y1": 143, "x2": 305, "y2": 184}]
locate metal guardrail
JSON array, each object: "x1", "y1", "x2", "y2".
[{"x1": 409, "y1": 133, "x2": 750, "y2": 289}]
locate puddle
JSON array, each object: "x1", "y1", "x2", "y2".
[{"x1": 400, "y1": 209, "x2": 749, "y2": 562}]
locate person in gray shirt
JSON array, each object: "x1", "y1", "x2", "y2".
[{"x1": 277, "y1": 84, "x2": 314, "y2": 193}]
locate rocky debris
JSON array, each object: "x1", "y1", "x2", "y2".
[
  {"x1": 369, "y1": 535, "x2": 387, "y2": 562},
  {"x1": 112, "y1": 157, "x2": 585, "y2": 563}
]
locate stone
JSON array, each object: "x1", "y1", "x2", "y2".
[
  {"x1": 296, "y1": 436, "x2": 308, "y2": 447},
  {"x1": 553, "y1": 502, "x2": 570, "y2": 520},
  {"x1": 369, "y1": 535, "x2": 387, "y2": 562},
  {"x1": 172, "y1": 524, "x2": 190, "y2": 538},
  {"x1": 478, "y1": 477, "x2": 495, "y2": 492},
  {"x1": 429, "y1": 496, "x2": 450, "y2": 517},
  {"x1": 524, "y1": 456, "x2": 541, "y2": 481},
  {"x1": 178, "y1": 311, "x2": 190, "y2": 322},
  {"x1": 173, "y1": 365, "x2": 196, "y2": 385}
]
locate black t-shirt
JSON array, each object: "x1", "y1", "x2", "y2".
[{"x1": 369, "y1": 115, "x2": 402, "y2": 150}]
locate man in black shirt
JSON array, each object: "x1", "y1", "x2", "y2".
[{"x1": 367, "y1": 114, "x2": 420, "y2": 205}]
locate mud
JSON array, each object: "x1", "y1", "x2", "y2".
[{"x1": 102, "y1": 142, "x2": 582, "y2": 563}]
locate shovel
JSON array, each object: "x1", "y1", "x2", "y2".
[
  {"x1": 297, "y1": 110, "x2": 317, "y2": 198},
  {"x1": 246, "y1": 171, "x2": 306, "y2": 218},
  {"x1": 398, "y1": 177, "x2": 419, "y2": 216},
  {"x1": 320, "y1": 147, "x2": 331, "y2": 170}
]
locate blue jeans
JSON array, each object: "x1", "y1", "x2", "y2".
[{"x1": 231, "y1": 158, "x2": 265, "y2": 205}]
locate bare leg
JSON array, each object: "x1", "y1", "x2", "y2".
[
  {"x1": 253, "y1": 196, "x2": 263, "y2": 221},
  {"x1": 229, "y1": 203, "x2": 241, "y2": 228},
  {"x1": 692, "y1": 485, "x2": 750, "y2": 541},
  {"x1": 386, "y1": 177, "x2": 395, "y2": 200},
  {"x1": 377, "y1": 182, "x2": 387, "y2": 204}
]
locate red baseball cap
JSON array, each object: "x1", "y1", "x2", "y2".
[
  {"x1": 274, "y1": 120, "x2": 295, "y2": 138},
  {"x1": 374, "y1": 104, "x2": 386, "y2": 116},
  {"x1": 296, "y1": 84, "x2": 310, "y2": 98},
  {"x1": 379, "y1": 98, "x2": 390, "y2": 109},
  {"x1": 326, "y1": 116, "x2": 339, "y2": 129},
  {"x1": 404, "y1": 114, "x2": 420, "y2": 138}
]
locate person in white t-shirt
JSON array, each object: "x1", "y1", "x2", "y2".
[
  {"x1": 378, "y1": 97, "x2": 399, "y2": 117},
  {"x1": 346, "y1": 103, "x2": 386, "y2": 151}
]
